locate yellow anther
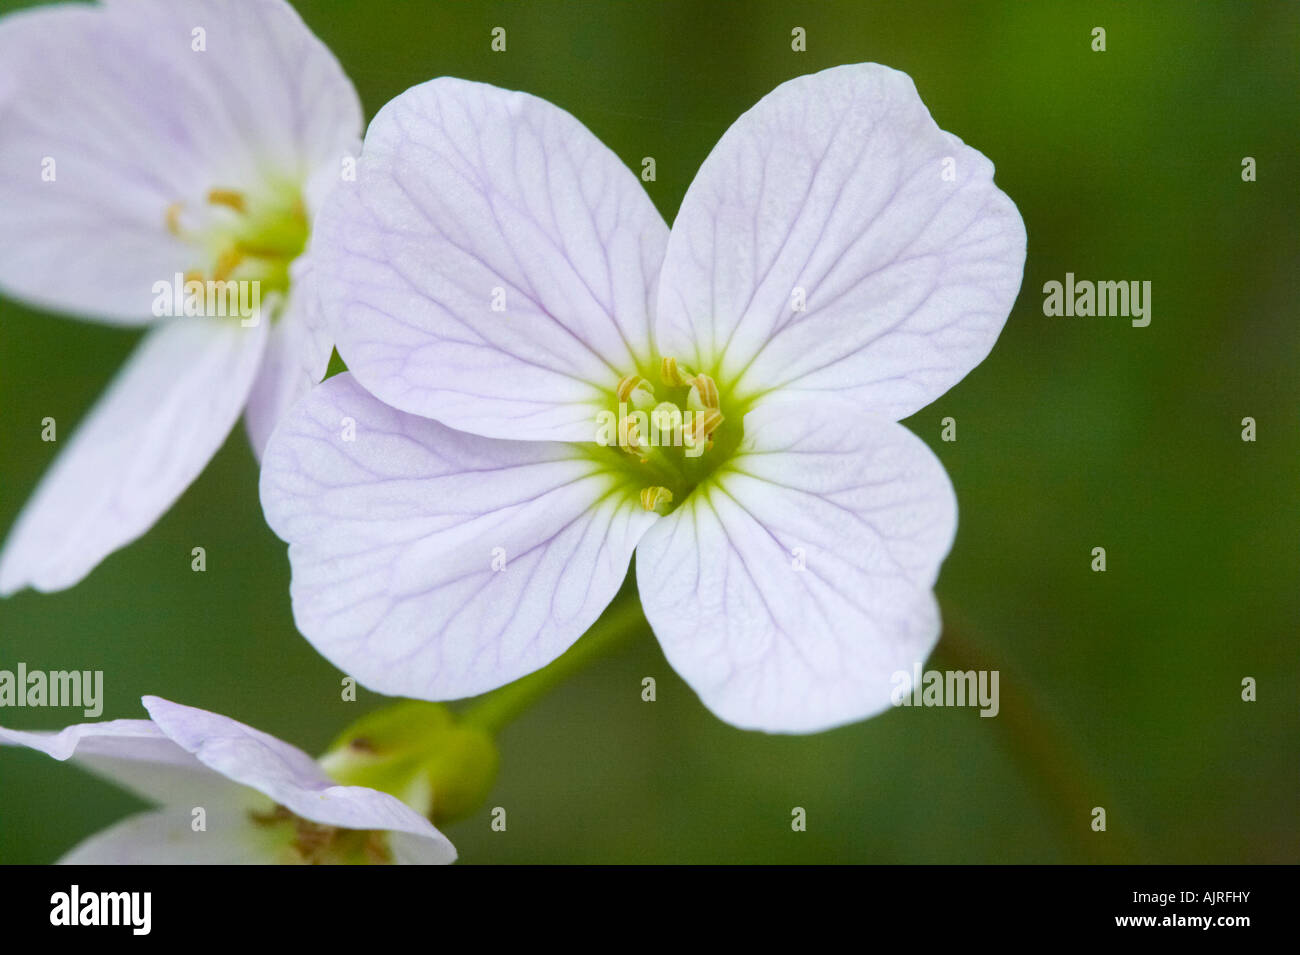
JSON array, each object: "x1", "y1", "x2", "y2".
[
  {"x1": 687, "y1": 373, "x2": 719, "y2": 411},
  {"x1": 640, "y1": 486, "x2": 673, "y2": 512},
  {"x1": 690, "y1": 408, "x2": 724, "y2": 445},
  {"x1": 207, "y1": 188, "x2": 248, "y2": 214},
  {"x1": 616, "y1": 374, "x2": 657, "y2": 410},
  {"x1": 661, "y1": 356, "x2": 690, "y2": 387},
  {"x1": 616, "y1": 374, "x2": 645, "y2": 402},
  {"x1": 165, "y1": 202, "x2": 186, "y2": 237},
  {"x1": 618, "y1": 414, "x2": 642, "y2": 452},
  {"x1": 213, "y1": 247, "x2": 245, "y2": 282}
]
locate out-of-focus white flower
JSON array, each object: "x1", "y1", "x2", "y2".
[
  {"x1": 0, "y1": 0, "x2": 362, "y2": 594},
  {"x1": 0, "y1": 696, "x2": 456, "y2": 864}
]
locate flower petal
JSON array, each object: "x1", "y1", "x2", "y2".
[
  {"x1": 0, "y1": 0, "x2": 362, "y2": 322},
  {"x1": 635, "y1": 397, "x2": 955, "y2": 733},
  {"x1": 59, "y1": 807, "x2": 275, "y2": 864},
  {"x1": 313, "y1": 77, "x2": 668, "y2": 443},
  {"x1": 0, "y1": 318, "x2": 268, "y2": 595},
  {"x1": 0, "y1": 718, "x2": 238, "y2": 807},
  {"x1": 656, "y1": 63, "x2": 1026, "y2": 419},
  {"x1": 259, "y1": 373, "x2": 657, "y2": 699},
  {"x1": 142, "y1": 696, "x2": 455, "y2": 864},
  {"x1": 244, "y1": 260, "x2": 334, "y2": 459}
]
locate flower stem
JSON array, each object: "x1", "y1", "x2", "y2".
[
  {"x1": 932, "y1": 604, "x2": 1146, "y2": 863},
  {"x1": 459, "y1": 588, "x2": 650, "y2": 735}
]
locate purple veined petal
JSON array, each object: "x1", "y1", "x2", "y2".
[
  {"x1": 656, "y1": 63, "x2": 1026, "y2": 419},
  {"x1": 636, "y1": 397, "x2": 956, "y2": 733},
  {"x1": 0, "y1": 317, "x2": 268, "y2": 596},
  {"x1": 259, "y1": 373, "x2": 658, "y2": 700},
  {"x1": 244, "y1": 257, "x2": 335, "y2": 459},
  {"x1": 142, "y1": 696, "x2": 456, "y2": 864},
  {"x1": 313, "y1": 77, "x2": 669, "y2": 443},
  {"x1": 0, "y1": 718, "x2": 242, "y2": 808},
  {"x1": 0, "y1": 0, "x2": 362, "y2": 322}
]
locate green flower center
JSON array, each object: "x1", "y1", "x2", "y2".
[
  {"x1": 590, "y1": 356, "x2": 747, "y2": 515},
  {"x1": 165, "y1": 179, "x2": 309, "y2": 317}
]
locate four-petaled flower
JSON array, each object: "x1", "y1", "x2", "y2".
[
  {"x1": 261, "y1": 64, "x2": 1026, "y2": 732},
  {"x1": 0, "y1": 695, "x2": 456, "y2": 863},
  {"x1": 0, "y1": 0, "x2": 362, "y2": 594}
]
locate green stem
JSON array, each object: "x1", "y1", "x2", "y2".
[
  {"x1": 460, "y1": 589, "x2": 650, "y2": 735},
  {"x1": 933, "y1": 605, "x2": 1146, "y2": 863}
]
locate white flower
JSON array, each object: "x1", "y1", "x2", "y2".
[
  {"x1": 0, "y1": 0, "x2": 362, "y2": 594},
  {"x1": 260, "y1": 65, "x2": 1026, "y2": 732},
  {"x1": 0, "y1": 696, "x2": 456, "y2": 863}
]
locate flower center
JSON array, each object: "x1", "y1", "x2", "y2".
[
  {"x1": 249, "y1": 804, "x2": 393, "y2": 865},
  {"x1": 165, "y1": 179, "x2": 308, "y2": 313},
  {"x1": 592, "y1": 356, "x2": 744, "y2": 514}
]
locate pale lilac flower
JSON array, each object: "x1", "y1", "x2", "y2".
[
  {"x1": 0, "y1": 0, "x2": 362, "y2": 594},
  {"x1": 0, "y1": 696, "x2": 456, "y2": 864},
  {"x1": 261, "y1": 65, "x2": 1026, "y2": 732}
]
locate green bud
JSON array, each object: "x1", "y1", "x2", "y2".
[{"x1": 319, "y1": 701, "x2": 498, "y2": 826}]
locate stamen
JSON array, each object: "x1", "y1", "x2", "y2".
[
  {"x1": 250, "y1": 805, "x2": 294, "y2": 826},
  {"x1": 618, "y1": 414, "x2": 643, "y2": 456},
  {"x1": 250, "y1": 804, "x2": 393, "y2": 864},
  {"x1": 690, "y1": 408, "x2": 724, "y2": 447},
  {"x1": 207, "y1": 188, "x2": 248, "y2": 214},
  {"x1": 616, "y1": 374, "x2": 645, "y2": 402},
  {"x1": 291, "y1": 819, "x2": 336, "y2": 859},
  {"x1": 361, "y1": 832, "x2": 392, "y2": 864},
  {"x1": 687, "y1": 373, "x2": 719, "y2": 411},
  {"x1": 213, "y1": 247, "x2": 245, "y2": 282},
  {"x1": 616, "y1": 374, "x2": 656, "y2": 409},
  {"x1": 165, "y1": 202, "x2": 185, "y2": 237},
  {"x1": 661, "y1": 356, "x2": 689, "y2": 387},
  {"x1": 640, "y1": 486, "x2": 673, "y2": 512}
]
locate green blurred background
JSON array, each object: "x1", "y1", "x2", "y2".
[{"x1": 1, "y1": 0, "x2": 1296, "y2": 864}]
